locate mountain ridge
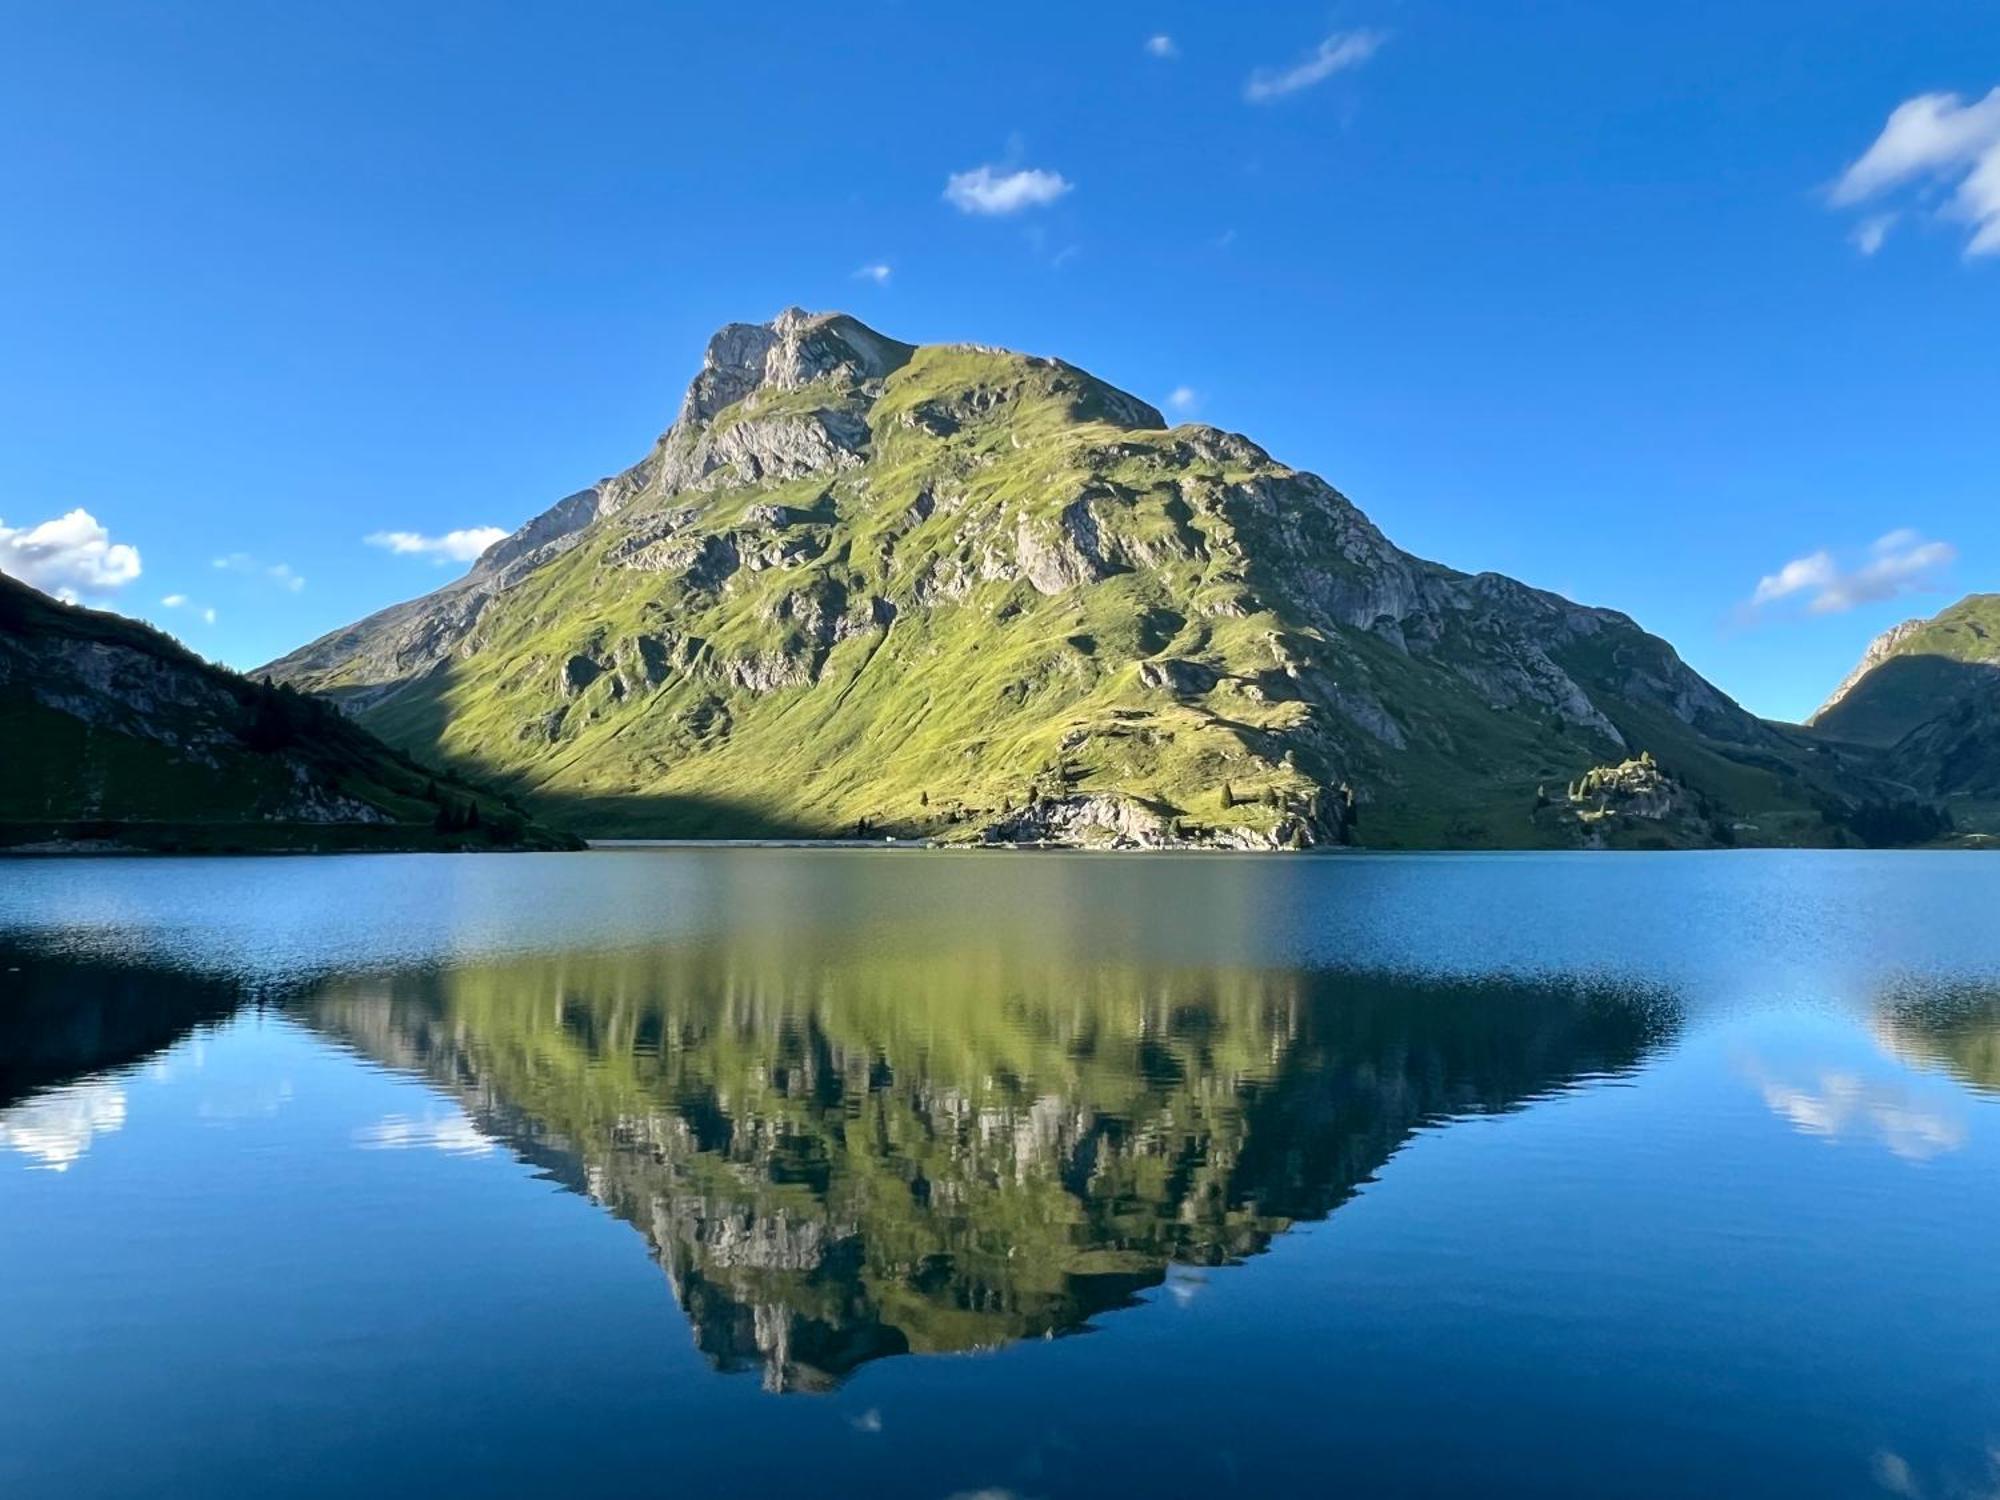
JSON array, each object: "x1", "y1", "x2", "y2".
[
  {"x1": 1808, "y1": 594, "x2": 2000, "y2": 824},
  {"x1": 260, "y1": 307, "x2": 1919, "y2": 849}
]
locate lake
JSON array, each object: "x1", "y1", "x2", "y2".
[{"x1": 2, "y1": 848, "x2": 1998, "y2": 1498}]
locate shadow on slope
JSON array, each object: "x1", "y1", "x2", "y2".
[
  {"x1": 527, "y1": 789, "x2": 837, "y2": 840},
  {"x1": 1811, "y1": 654, "x2": 2000, "y2": 751},
  {"x1": 0, "y1": 945, "x2": 251, "y2": 1108}
]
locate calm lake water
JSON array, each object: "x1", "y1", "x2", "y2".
[{"x1": 2, "y1": 849, "x2": 1998, "y2": 1499}]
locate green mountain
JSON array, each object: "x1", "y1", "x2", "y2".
[
  {"x1": 264, "y1": 308, "x2": 1915, "y2": 849},
  {"x1": 1811, "y1": 595, "x2": 2000, "y2": 746},
  {"x1": 1809, "y1": 595, "x2": 2000, "y2": 827},
  {"x1": 300, "y1": 939, "x2": 1671, "y2": 1390},
  {"x1": 0, "y1": 572, "x2": 577, "y2": 852}
]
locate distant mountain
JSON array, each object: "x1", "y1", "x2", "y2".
[
  {"x1": 1812, "y1": 595, "x2": 2000, "y2": 746},
  {"x1": 1808, "y1": 595, "x2": 2000, "y2": 828},
  {"x1": 0, "y1": 572, "x2": 577, "y2": 852},
  {"x1": 264, "y1": 308, "x2": 1916, "y2": 849}
]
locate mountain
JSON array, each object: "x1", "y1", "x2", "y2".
[
  {"x1": 1809, "y1": 595, "x2": 2000, "y2": 826},
  {"x1": 1812, "y1": 595, "x2": 2000, "y2": 747},
  {"x1": 0, "y1": 572, "x2": 578, "y2": 852},
  {"x1": 300, "y1": 942, "x2": 1671, "y2": 1391},
  {"x1": 264, "y1": 307, "x2": 1912, "y2": 849}
]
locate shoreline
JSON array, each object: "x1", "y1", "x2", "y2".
[{"x1": 5, "y1": 833, "x2": 1991, "y2": 858}]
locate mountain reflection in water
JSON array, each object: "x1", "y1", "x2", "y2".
[
  {"x1": 294, "y1": 939, "x2": 1678, "y2": 1391},
  {"x1": 0, "y1": 933, "x2": 1681, "y2": 1391}
]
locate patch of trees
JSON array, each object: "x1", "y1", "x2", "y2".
[
  {"x1": 1837, "y1": 799, "x2": 1954, "y2": 848},
  {"x1": 234, "y1": 676, "x2": 344, "y2": 754},
  {"x1": 431, "y1": 793, "x2": 527, "y2": 845}
]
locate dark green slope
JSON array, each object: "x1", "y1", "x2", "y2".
[
  {"x1": 0, "y1": 573, "x2": 577, "y2": 852},
  {"x1": 1808, "y1": 595, "x2": 2000, "y2": 837},
  {"x1": 1812, "y1": 595, "x2": 2000, "y2": 748}
]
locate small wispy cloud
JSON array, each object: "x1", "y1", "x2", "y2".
[
  {"x1": 354, "y1": 1109, "x2": 494, "y2": 1157},
  {"x1": 1831, "y1": 85, "x2": 2000, "y2": 257},
  {"x1": 1165, "y1": 385, "x2": 1200, "y2": 415},
  {"x1": 0, "y1": 508, "x2": 142, "y2": 601},
  {"x1": 364, "y1": 527, "x2": 507, "y2": 565},
  {"x1": 944, "y1": 164, "x2": 1073, "y2": 216},
  {"x1": 1850, "y1": 212, "x2": 1898, "y2": 256},
  {"x1": 213, "y1": 552, "x2": 305, "y2": 592},
  {"x1": 1747, "y1": 1057, "x2": 1966, "y2": 1161},
  {"x1": 1747, "y1": 530, "x2": 1957, "y2": 617},
  {"x1": 159, "y1": 593, "x2": 218, "y2": 625},
  {"x1": 1245, "y1": 29, "x2": 1386, "y2": 103},
  {"x1": 1144, "y1": 34, "x2": 1178, "y2": 60},
  {"x1": 854, "y1": 262, "x2": 892, "y2": 285},
  {"x1": 0, "y1": 1082, "x2": 127, "y2": 1172}
]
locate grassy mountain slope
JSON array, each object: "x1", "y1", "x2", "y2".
[
  {"x1": 0, "y1": 573, "x2": 577, "y2": 851},
  {"x1": 1812, "y1": 595, "x2": 2000, "y2": 746},
  {"x1": 1807, "y1": 595, "x2": 2000, "y2": 836},
  {"x1": 266, "y1": 308, "x2": 1912, "y2": 849}
]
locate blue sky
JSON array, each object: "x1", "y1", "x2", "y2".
[{"x1": 1, "y1": 1, "x2": 1995, "y2": 721}]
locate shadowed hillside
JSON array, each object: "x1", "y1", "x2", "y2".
[{"x1": 0, "y1": 572, "x2": 579, "y2": 852}]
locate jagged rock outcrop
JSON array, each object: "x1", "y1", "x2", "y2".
[
  {"x1": 260, "y1": 308, "x2": 1899, "y2": 847},
  {"x1": 1813, "y1": 616, "x2": 1928, "y2": 724}
]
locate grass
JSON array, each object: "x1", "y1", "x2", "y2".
[{"x1": 284, "y1": 324, "x2": 1948, "y2": 848}]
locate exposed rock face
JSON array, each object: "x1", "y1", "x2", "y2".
[
  {"x1": 1813, "y1": 617, "x2": 1927, "y2": 724},
  {"x1": 259, "y1": 308, "x2": 1895, "y2": 848}
]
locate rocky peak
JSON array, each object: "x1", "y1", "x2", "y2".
[
  {"x1": 675, "y1": 308, "x2": 913, "y2": 429},
  {"x1": 1811, "y1": 616, "x2": 1926, "y2": 723}
]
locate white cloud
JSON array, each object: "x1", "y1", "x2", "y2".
[
  {"x1": 1144, "y1": 34, "x2": 1178, "y2": 59},
  {"x1": 1748, "y1": 531, "x2": 1957, "y2": 616},
  {"x1": 0, "y1": 508, "x2": 142, "y2": 600},
  {"x1": 1165, "y1": 385, "x2": 1200, "y2": 414},
  {"x1": 213, "y1": 552, "x2": 306, "y2": 591},
  {"x1": 159, "y1": 593, "x2": 217, "y2": 625},
  {"x1": 1852, "y1": 212, "x2": 1898, "y2": 256},
  {"x1": 354, "y1": 1109, "x2": 494, "y2": 1157},
  {"x1": 944, "y1": 164, "x2": 1073, "y2": 216},
  {"x1": 0, "y1": 1082, "x2": 127, "y2": 1171},
  {"x1": 1750, "y1": 1063, "x2": 1966, "y2": 1161},
  {"x1": 1750, "y1": 550, "x2": 1838, "y2": 607},
  {"x1": 854, "y1": 262, "x2": 892, "y2": 285},
  {"x1": 363, "y1": 526, "x2": 507, "y2": 565},
  {"x1": 1245, "y1": 29, "x2": 1386, "y2": 103},
  {"x1": 1832, "y1": 86, "x2": 2000, "y2": 257}
]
